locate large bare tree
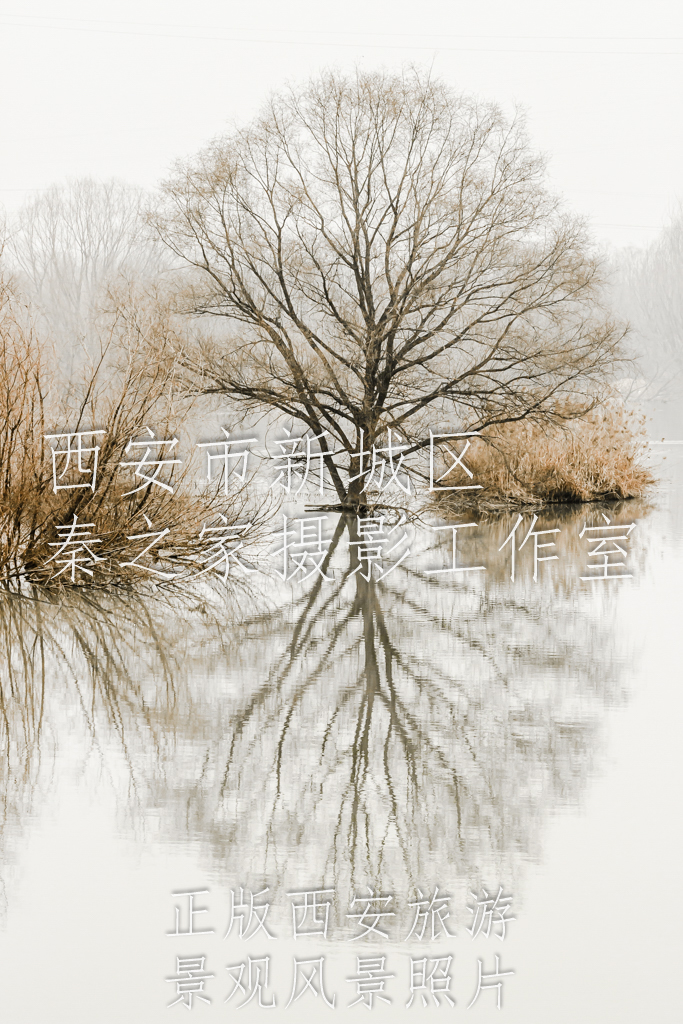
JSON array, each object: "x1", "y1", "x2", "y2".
[{"x1": 152, "y1": 68, "x2": 624, "y2": 506}]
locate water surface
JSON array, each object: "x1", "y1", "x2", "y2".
[{"x1": 1, "y1": 453, "x2": 681, "y2": 1021}]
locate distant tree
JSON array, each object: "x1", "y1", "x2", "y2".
[
  {"x1": 611, "y1": 208, "x2": 683, "y2": 406},
  {"x1": 152, "y1": 68, "x2": 625, "y2": 507},
  {"x1": 8, "y1": 179, "x2": 161, "y2": 375}
]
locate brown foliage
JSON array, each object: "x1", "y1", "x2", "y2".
[
  {"x1": 0, "y1": 274, "x2": 265, "y2": 587},
  {"x1": 434, "y1": 404, "x2": 655, "y2": 513}
]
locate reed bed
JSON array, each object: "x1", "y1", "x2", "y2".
[{"x1": 434, "y1": 405, "x2": 655, "y2": 514}]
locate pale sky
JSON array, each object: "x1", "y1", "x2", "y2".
[{"x1": 1, "y1": 0, "x2": 681, "y2": 251}]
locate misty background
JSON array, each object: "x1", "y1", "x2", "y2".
[{"x1": 1, "y1": 0, "x2": 681, "y2": 437}]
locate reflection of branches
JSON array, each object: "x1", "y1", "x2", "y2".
[
  {"x1": 203, "y1": 512, "x2": 639, "y2": 923},
  {"x1": 0, "y1": 507, "x2": 646, "y2": 925},
  {"x1": 0, "y1": 579, "x2": 261, "y2": 912}
]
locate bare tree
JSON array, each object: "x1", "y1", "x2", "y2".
[
  {"x1": 7, "y1": 178, "x2": 163, "y2": 376},
  {"x1": 611, "y1": 207, "x2": 683, "y2": 406},
  {"x1": 152, "y1": 68, "x2": 625, "y2": 506}
]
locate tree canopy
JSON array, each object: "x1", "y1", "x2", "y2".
[{"x1": 152, "y1": 68, "x2": 624, "y2": 505}]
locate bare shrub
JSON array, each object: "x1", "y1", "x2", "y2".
[{"x1": 0, "y1": 271, "x2": 269, "y2": 588}]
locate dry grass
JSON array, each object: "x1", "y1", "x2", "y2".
[{"x1": 433, "y1": 404, "x2": 655, "y2": 514}]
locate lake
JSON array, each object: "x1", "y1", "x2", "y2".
[{"x1": 0, "y1": 446, "x2": 681, "y2": 1022}]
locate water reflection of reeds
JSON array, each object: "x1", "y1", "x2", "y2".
[{"x1": 430, "y1": 496, "x2": 652, "y2": 590}]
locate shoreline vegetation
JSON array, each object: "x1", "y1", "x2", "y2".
[
  {"x1": 0, "y1": 272, "x2": 270, "y2": 588},
  {"x1": 0, "y1": 66, "x2": 664, "y2": 588},
  {"x1": 0, "y1": 266, "x2": 656, "y2": 590},
  {"x1": 432, "y1": 406, "x2": 655, "y2": 516}
]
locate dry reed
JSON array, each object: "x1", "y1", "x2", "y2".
[{"x1": 433, "y1": 404, "x2": 655, "y2": 514}]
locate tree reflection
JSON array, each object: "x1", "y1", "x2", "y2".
[
  {"x1": 202, "y1": 512, "x2": 636, "y2": 923},
  {"x1": 0, "y1": 506, "x2": 645, "y2": 925}
]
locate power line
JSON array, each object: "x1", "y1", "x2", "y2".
[{"x1": 0, "y1": 17, "x2": 682, "y2": 55}]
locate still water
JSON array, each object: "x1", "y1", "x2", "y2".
[{"x1": 1, "y1": 450, "x2": 681, "y2": 1022}]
